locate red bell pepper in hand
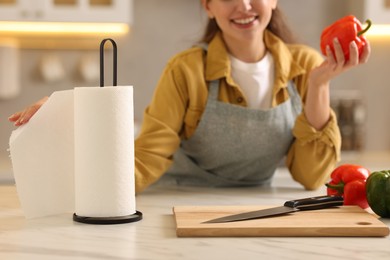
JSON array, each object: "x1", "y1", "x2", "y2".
[
  {"x1": 325, "y1": 164, "x2": 370, "y2": 209},
  {"x1": 320, "y1": 15, "x2": 371, "y2": 61}
]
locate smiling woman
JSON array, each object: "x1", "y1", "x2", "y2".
[
  {"x1": 201, "y1": 0, "x2": 277, "y2": 62},
  {"x1": 201, "y1": 1, "x2": 297, "y2": 46},
  {"x1": 9, "y1": 0, "x2": 371, "y2": 194}
]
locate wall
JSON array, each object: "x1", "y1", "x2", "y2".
[
  {"x1": 0, "y1": 0, "x2": 206, "y2": 166},
  {"x1": 0, "y1": 0, "x2": 389, "y2": 179}
]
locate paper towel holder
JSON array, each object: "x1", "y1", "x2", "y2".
[
  {"x1": 73, "y1": 38, "x2": 143, "y2": 225},
  {"x1": 73, "y1": 213, "x2": 143, "y2": 225},
  {"x1": 99, "y1": 38, "x2": 117, "y2": 87}
]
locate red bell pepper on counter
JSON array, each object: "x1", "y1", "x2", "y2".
[
  {"x1": 320, "y1": 15, "x2": 371, "y2": 61},
  {"x1": 326, "y1": 164, "x2": 370, "y2": 209}
]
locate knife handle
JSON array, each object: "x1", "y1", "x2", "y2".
[{"x1": 284, "y1": 195, "x2": 344, "y2": 210}]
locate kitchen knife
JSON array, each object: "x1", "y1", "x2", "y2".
[{"x1": 202, "y1": 195, "x2": 344, "y2": 223}]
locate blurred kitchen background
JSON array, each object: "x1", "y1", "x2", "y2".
[{"x1": 1, "y1": 0, "x2": 390, "y2": 182}]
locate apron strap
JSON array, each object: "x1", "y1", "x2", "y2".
[
  {"x1": 197, "y1": 43, "x2": 219, "y2": 101},
  {"x1": 286, "y1": 80, "x2": 302, "y2": 115},
  {"x1": 197, "y1": 42, "x2": 209, "y2": 52},
  {"x1": 208, "y1": 80, "x2": 220, "y2": 101}
]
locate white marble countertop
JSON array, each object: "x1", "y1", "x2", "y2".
[
  {"x1": 1, "y1": 150, "x2": 389, "y2": 184},
  {"x1": 1, "y1": 168, "x2": 390, "y2": 260}
]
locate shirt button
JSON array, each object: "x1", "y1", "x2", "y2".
[{"x1": 236, "y1": 97, "x2": 243, "y2": 103}]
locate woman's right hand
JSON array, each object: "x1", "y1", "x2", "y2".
[{"x1": 8, "y1": 96, "x2": 49, "y2": 126}]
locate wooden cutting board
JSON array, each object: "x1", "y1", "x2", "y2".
[{"x1": 173, "y1": 205, "x2": 390, "y2": 237}]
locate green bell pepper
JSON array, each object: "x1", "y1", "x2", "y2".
[{"x1": 366, "y1": 170, "x2": 390, "y2": 218}]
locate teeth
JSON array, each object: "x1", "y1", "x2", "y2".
[{"x1": 234, "y1": 17, "x2": 256, "y2": 24}]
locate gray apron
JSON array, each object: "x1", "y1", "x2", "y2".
[{"x1": 162, "y1": 78, "x2": 302, "y2": 187}]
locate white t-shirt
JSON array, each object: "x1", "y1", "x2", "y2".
[{"x1": 229, "y1": 52, "x2": 274, "y2": 109}]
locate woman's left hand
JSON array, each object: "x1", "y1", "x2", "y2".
[
  {"x1": 309, "y1": 37, "x2": 371, "y2": 86},
  {"x1": 304, "y1": 37, "x2": 371, "y2": 130}
]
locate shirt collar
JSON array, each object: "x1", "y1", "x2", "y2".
[
  {"x1": 205, "y1": 30, "x2": 306, "y2": 88},
  {"x1": 205, "y1": 31, "x2": 231, "y2": 81}
]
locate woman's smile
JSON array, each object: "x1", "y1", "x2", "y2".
[
  {"x1": 231, "y1": 15, "x2": 259, "y2": 28},
  {"x1": 232, "y1": 16, "x2": 258, "y2": 25}
]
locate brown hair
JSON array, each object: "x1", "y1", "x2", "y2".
[{"x1": 200, "y1": 6, "x2": 297, "y2": 44}]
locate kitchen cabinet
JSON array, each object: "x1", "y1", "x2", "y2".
[{"x1": 0, "y1": 0, "x2": 131, "y2": 24}]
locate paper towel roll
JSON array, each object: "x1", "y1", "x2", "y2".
[
  {"x1": 0, "y1": 38, "x2": 20, "y2": 99},
  {"x1": 74, "y1": 86, "x2": 136, "y2": 218}
]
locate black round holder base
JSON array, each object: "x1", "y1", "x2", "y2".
[{"x1": 73, "y1": 211, "x2": 143, "y2": 225}]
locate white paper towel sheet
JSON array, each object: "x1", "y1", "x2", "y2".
[
  {"x1": 9, "y1": 90, "x2": 75, "y2": 218},
  {"x1": 9, "y1": 86, "x2": 136, "y2": 219}
]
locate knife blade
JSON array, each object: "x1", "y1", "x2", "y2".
[{"x1": 202, "y1": 195, "x2": 344, "y2": 223}]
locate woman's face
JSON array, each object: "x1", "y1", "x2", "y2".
[{"x1": 202, "y1": 0, "x2": 277, "y2": 43}]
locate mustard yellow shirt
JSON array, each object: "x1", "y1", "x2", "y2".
[{"x1": 135, "y1": 30, "x2": 341, "y2": 193}]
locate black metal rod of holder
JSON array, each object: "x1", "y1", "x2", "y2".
[{"x1": 100, "y1": 38, "x2": 118, "y2": 87}]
